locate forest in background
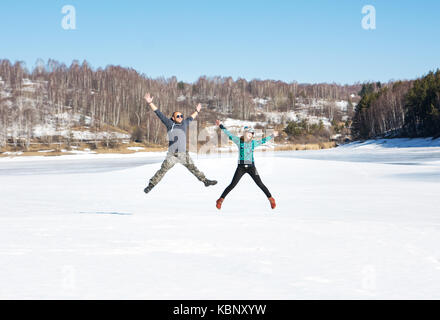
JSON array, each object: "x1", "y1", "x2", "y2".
[
  {"x1": 0, "y1": 59, "x2": 361, "y2": 151},
  {"x1": 352, "y1": 70, "x2": 440, "y2": 140}
]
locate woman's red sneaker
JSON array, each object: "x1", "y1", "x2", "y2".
[
  {"x1": 268, "y1": 197, "x2": 276, "y2": 209},
  {"x1": 216, "y1": 198, "x2": 224, "y2": 210}
]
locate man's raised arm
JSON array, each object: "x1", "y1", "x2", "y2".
[
  {"x1": 190, "y1": 103, "x2": 202, "y2": 120},
  {"x1": 144, "y1": 93, "x2": 172, "y2": 128},
  {"x1": 144, "y1": 93, "x2": 158, "y2": 111}
]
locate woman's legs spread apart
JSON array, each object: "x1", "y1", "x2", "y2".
[
  {"x1": 220, "y1": 165, "x2": 246, "y2": 199},
  {"x1": 248, "y1": 165, "x2": 272, "y2": 198}
]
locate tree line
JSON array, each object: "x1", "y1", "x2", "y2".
[
  {"x1": 352, "y1": 70, "x2": 440, "y2": 140},
  {"x1": 0, "y1": 58, "x2": 361, "y2": 149}
]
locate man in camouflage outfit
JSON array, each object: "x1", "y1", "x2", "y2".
[{"x1": 143, "y1": 93, "x2": 217, "y2": 194}]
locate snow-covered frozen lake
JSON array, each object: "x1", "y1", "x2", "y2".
[
  {"x1": 279, "y1": 138, "x2": 440, "y2": 168},
  {"x1": 0, "y1": 155, "x2": 164, "y2": 176},
  {"x1": 1, "y1": 139, "x2": 440, "y2": 299}
]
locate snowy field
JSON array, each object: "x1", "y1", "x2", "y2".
[{"x1": 1, "y1": 139, "x2": 440, "y2": 299}]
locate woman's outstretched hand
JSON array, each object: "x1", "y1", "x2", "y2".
[
  {"x1": 273, "y1": 130, "x2": 279, "y2": 137},
  {"x1": 215, "y1": 120, "x2": 221, "y2": 126}
]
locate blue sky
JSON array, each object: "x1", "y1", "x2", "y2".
[{"x1": 1, "y1": 0, "x2": 439, "y2": 84}]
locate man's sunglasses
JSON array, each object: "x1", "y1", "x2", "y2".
[{"x1": 175, "y1": 114, "x2": 184, "y2": 119}]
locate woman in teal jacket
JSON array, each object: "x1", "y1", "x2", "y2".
[{"x1": 215, "y1": 120, "x2": 278, "y2": 210}]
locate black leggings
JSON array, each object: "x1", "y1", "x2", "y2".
[{"x1": 221, "y1": 164, "x2": 272, "y2": 199}]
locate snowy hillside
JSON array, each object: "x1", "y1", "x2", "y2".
[
  {"x1": 1, "y1": 143, "x2": 440, "y2": 299},
  {"x1": 0, "y1": 78, "x2": 129, "y2": 144},
  {"x1": 254, "y1": 97, "x2": 355, "y2": 126},
  {"x1": 1, "y1": 78, "x2": 354, "y2": 150}
]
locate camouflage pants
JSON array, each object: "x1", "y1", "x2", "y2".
[{"x1": 149, "y1": 152, "x2": 207, "y2": 186}]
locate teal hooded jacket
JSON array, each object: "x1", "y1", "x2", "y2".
[{"x1": 220, "y1": 124, "x2": 274, "y2": 164}]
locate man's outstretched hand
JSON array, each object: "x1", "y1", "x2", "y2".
[
  {"x1": 144, "y1": 93, "x2": 158, "y2": 111},
  {"x1": 274, "y1": 130, "x2": 279, "y2": 137},
  {"x1": 215, "y1": 120, "x2": 221, "y2": 126},
  {"x1": 144, "y1": 93, "x2": 153, "y2": 104},
  {"x1": 191, "y1": 103, "x2": 202, "y2": 120}
]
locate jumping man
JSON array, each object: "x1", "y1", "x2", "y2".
[{"x1": 143, "y1": 93, "x2": 217, "y2": 194}]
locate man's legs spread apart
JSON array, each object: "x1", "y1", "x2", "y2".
[
  {"x1": 144, "y1": 153, "x2": 178, "y2": 193},
  {"x1": 179, "y1": 152, "x2": 217, "y2": 186}
]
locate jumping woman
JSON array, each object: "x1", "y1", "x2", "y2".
[{"x1": 215, "y1": 120, "x2": 278, "y2": 210}]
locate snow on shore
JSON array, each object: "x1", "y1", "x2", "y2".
[{"x1": 340, "y1": 137, "x2": 440, "y2": 149}]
